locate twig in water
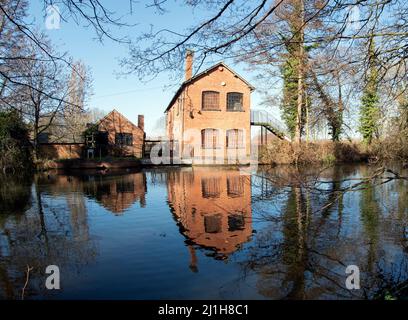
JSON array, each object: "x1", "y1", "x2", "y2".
[{"x1": 21, "y1": 265, "x2": 34, "y2": 300}]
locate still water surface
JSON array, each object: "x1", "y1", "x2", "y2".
[{"x1": 0, "y1": 165, "x2": 407, "y2": 299}]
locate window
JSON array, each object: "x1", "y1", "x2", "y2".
[
  {"x1": 227, "y1": 92, "x2": 243, "y2": 111},
  {"x1": 204, "y1": 214, "x2": 222, "y2": 233},
  {"x1": 116, "y1": 180, "x2": 135, "y2": 193},
  {"x1": 201, "y1": 128, "x2": 219, "y2": 149},
  {"x1": 226, "y1": 129, "x2": 244, "y2": 148},
  {"x1": 201, "y1": 177, "x2": 221, "y2": 198},
  {"x1": 115, "y1": 133, "x2": 133, "y2": 146},
  {"x1": 228, "y1": 214, "x2": 245, "y2": 231},
  {"x1": 227, "y1": 176, "x2": 244, "y2": 197},
  {"x1": 202, "y1": 91, "x2": 220, "y2": 110}
]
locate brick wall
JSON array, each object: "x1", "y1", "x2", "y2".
[
  {"x1": 98, "y1": 110, "x2": 145, "y2": 158},
  {"x1": 166, "y1": 64, "x2": 252, "y2": 164}
]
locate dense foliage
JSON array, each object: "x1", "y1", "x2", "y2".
[
  {"x1": 359, "y1": 39, "x2": 380, "y2": 145},
  {"x1": 0, "y1": 110, "x2": 32, "y2": 172}
]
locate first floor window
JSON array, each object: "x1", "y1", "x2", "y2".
[
  {"x1": 227, "y1": 92, "x2": 243, "y2": 111},
  {"x1": 202, "y1": 91, "x2": 220, "y2": 110},
  {"x1": 204, "y1": 214, "x2": 222, "y2": 233},
  {"x1": 228, "y1": 214, "x2": 245, "y2": 231},
  {"x1": 115, "y1": 133, "x2": 133, "y2": 146}
]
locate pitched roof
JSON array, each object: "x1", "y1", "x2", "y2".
[
  {"x1": 97, "y1": 109, "x2": 143, "y2": 133},
  {"x1": 164, "y1": 62, "x2": 255, "y2": 113}
]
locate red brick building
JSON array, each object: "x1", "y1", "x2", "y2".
[
  {"x1": 165, "y1": 51, "x2": 255, "y2": 164},
  {"x1": 95, "y1": 110, "x2": 145, "y2": 158}
]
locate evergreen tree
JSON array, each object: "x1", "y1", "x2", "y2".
[
  {"x1": 281, "y1": 24, "x2": 307, "y2": 139},
  {"x1": 281, "y1": 55, "x2": 299, "y2": 138},
  {"x1": 359, "y1": 38, "x2": 380, "y2": 144},
  {"x1": 0, "y1": 110, "x2": 31, "y2": 172}
]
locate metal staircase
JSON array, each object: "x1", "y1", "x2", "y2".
[{"x1": 250, "y1": 110, "x2": 291, "y2": 141}]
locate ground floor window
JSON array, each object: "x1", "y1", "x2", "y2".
[
  {"x1": 201, "y1": 128, "x2": 219, "y2": 149},
  {"x1": 227, "y1": 176, "x2": 244, "y2": 197},
  {"x1": 226, "y1": 129, "x2": 244, "y2": 148},
  {"x1": 115, "y1": 133, "x2": 133, "y2": 146},
  {"x1": 201, "y1": 177, "x2": 221, "y2": 198}
]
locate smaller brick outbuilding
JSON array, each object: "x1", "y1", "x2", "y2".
[{"x1": 95, "y1": 110, "x2": 145, "y2": 158}]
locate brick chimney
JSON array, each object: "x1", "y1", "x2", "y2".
[
  {"x1": 138, "y1": 115, "x2": 144, "y2": 132},
  {"x1": 185, "y1": 50, "x2": 194, "y2": 80}
]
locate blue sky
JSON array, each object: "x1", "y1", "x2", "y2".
[{"x1": 29, "y1": 1, "x2": 276, "y2": 136}]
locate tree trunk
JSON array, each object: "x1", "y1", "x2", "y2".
[{"x1": 294, "y1": 0, "x2": 305, "y2": 144}]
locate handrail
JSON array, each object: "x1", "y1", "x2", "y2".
[{"x1": 250, "y1": 110, "x2": 290, "y2": 139}]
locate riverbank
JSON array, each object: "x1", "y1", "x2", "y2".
[
  {"x1": 258, "y1": 140, "x2": 370, "y2": 165},
  {"x1": 36, "y1": 157, "x2": 142, "y2": 171},
  {"x1": 31, "y1": 139, "x2": 408, "y2": 171}
]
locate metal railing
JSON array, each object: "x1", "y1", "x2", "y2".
[{"x1": 250, "y1": 110, "x2": 290, "y2": 139}]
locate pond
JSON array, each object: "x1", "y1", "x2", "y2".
[{"x1": 0, "y1": 164, "x2": 407, "y2": 299}]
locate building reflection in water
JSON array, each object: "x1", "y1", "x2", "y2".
[
  {"x1": 166, "y1": 168, "x2": 252, "y2": 270},
  {"x1": 82, "y1": 172, "x2": 147, "y2": 214}
]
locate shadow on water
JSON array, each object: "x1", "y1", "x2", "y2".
[{"x1": 0, "y1": 164, "x2": 407, "y2": 299}]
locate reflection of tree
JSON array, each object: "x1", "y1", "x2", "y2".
[
  {"x1": 397, "y1": 179, "x2": 408, "y2": 252},
  {"x1": 246, "y1": 166, "x2": 359, "y2": 299},
  {"x1": 0, "y1": 175, "x2": 98, "y2": 299},
  {"x1": 359, "y1": 183, "x2": 380, "y2": 272},
  {"x1": 281, "y1": 186, "x2": 308, "y2": 299},
  {"x1": 0, "y1": 174, "x2": 32, "y2": 215},
  {"x1": 245, "y1": 165, "x2": 408, "y2": 299}
]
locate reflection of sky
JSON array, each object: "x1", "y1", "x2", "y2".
[{"x1": 1, "y1": 166, "x2": 408, "y2": 299}]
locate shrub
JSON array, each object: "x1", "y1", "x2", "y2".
[
  {"x1": 0, "y1": 110, "x2": 32, "y2": 172},
  {"x1": 258, "y1": 140, "x2": 368, "y2": 165}
]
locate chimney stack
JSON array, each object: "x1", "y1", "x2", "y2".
[
  {"x1": 185, "y1": 50, "x2": 194, "y2": 81},
  {"x1": 138, "y1": 115, "x2": 144, "y2": 132}
]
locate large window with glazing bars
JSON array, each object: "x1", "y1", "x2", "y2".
[
  {"x1": 226, "y1": 129, "x2": 244, "y2": 148},
  {"x1": 227, "y1": 176, "x2": 244, "y2": 197},
  {"x1": 201, "y1": 177, "x2": 221, "y2": 198},
  {"x1": 202, "y1": 91, "x2": 220, "y2": 111},
  {"x1": 115, "y1": 133, "x2": 133, "y2": 146},
  {"x1": 201, "y1": 128, "x2": 219, "y2": 149},
  {"x1": 227, "y1": 92, "x2": 243, "y2": 111}
]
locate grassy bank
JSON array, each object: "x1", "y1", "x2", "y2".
[{"x1": 258, "y1": 140, "x2": 370, "y2": 165}]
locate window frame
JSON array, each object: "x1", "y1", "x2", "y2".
[
  {"x1": 226, "y1": 129, "x2": 245, "y2": 149},
  {"x1": 115, "y1": 132, "x2": 133, "y2": 146},
  {"x1": 227, "y1": 176, "x2": 245, "y2": 197},
  {"x1": 201, "y1": 128, "x2": 220, "y2": 149},
  {"x1": 201, "y1": 90, "x2": 220, "y2": 111},
  {"x1": 201, "y1": 177, "x2": 222, "y2": 199},
  {"x1": 226, "y1": 92, "x2": 244, "y2": 111}
]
